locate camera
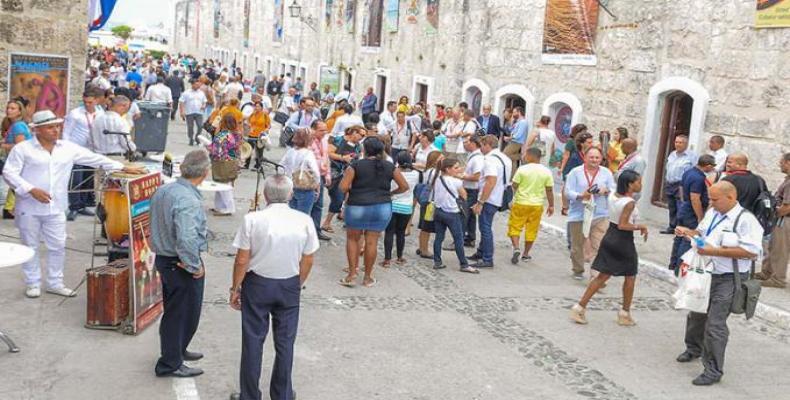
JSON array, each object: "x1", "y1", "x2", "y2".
[{"x1": 588, "y1": 184, "x2": 600, "y2": 195}]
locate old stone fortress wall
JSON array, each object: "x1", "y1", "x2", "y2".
[{"x1": 175, "y1": 0, "x2": 789, "y2": 215}]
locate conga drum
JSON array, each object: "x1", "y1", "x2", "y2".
[{"x1": 103, "y1": 168, "x2": 145, "y2": 244}]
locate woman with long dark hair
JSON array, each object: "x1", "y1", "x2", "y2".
[
  {"x1": 382, "y1": 152, "x2": 420, "y2": 267},
  {"x1": 431, "y1": 158, "x2": 479, "y2": 274},
  {"x1": 570, "y1": 170, "x2": 647, "y2": 326},
  {"x1": 339, "y1": 136, "x2": 408, "y2": 287}
]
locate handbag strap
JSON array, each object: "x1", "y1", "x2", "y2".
[
  {"x1": 438, "y1": 175, "x2": 458, "y2": 201},
  {"x1": 492, "y1": 153, "x2": 508, "y2": 186},
  {"x1": 730, "y1": 209, "x2": 756, "y2": 283}
]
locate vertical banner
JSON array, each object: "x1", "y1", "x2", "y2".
[
  {"x1": 406, "y1": 0, "x2": 419, "y2": 23},
  {"x1": 345, "y1": 0, "x2": 357, "y2": 33},
  {"x1": 425, "y1": 0, "x2": 439, "y2": 34},
  {"x1": 319, "y1": 66, "x2": 341, "y2": 94},
  {"x1": 325, "y1": 0, "x2": 334, "y2": 29},
  {"x1": 184, "y1": 2, "x2": 190, "y2": 37},
  {"x1": 213, "y1": 0, "x2": 220, "y2": 38},
  {"x1": 336, "y1": 0, "x2": 345, "y2": 27},
  {"x1": 274, "y1": 0, "x2": 284, "y2": 42},
  {"x1": 385, "y1": 0, "x2": 399, "y2": 32},
  {"x1": 756, "y1": 0, "x2": 790, "y2": 28},
  {"x1": 8, "y1": 53, "x2": 70, "y2": 118},
  {"x1": 362, "y1": 0, "x2": 384, "y2": 46},
  {"x1": 541, "y1": 0, "x2": 599, "y2": 66},
  {"x1": 126, "y1": 173, "x2": 163, "y2": 334},
  {"x1": 243, "y1": 0, "x2": 251, "y2": 47}
]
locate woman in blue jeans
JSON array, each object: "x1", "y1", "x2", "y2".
[
  {"x1": 431, "y1": 158, "x2": 479, "y2": 274},
  {"x1": 280, "y1": 129, "x2": 321, "y2": 214}
]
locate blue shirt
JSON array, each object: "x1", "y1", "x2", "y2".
[
  {"x1": 5, "y1": 121, "x2": 32, "y2": 144},
  {"x1": 510, "y1": 118, "x2": 530, "y2": 144},
  {"x1": 360, "y1": 94, "x2": 378, "y2": 114},
  {"x1": 126, "y1": 71, "x2": 143, "y2": 85},
  {"x1": 665, "y1": 150, "x2": 698, "y2": 184},
  {"x1": 149, "y1": 178, "x2": 207, "y2": 272},
  {"x1": 678, "y1": 167, "x2": 709, "y2": 221},
  {"x1": 564, "y1": 165, "x2": 616, "y2": 222},
  {"x1": 480, "y1": 115, "x2": 490, "y2": 133}
]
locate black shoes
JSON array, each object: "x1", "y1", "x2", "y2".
[
  {"x1": 676, "y1": 351, "x2": 700, "y2": 363},
  {"x1": 183, "y1": 350, "x2": 204, "y2": 361},
  {"x1": 156, "y1": 364, "x2": 204, "y2": 378},
  {"x1": 691, "y1": 374, "x2": 720, "y2": 386},
  {"x1": 231, "y1": 391, "x2": 296, "y2": 400},
  {"x1": 659, "y1": 228, "x2": 675, "y2": 234},
  {"x1": 77, "y1": 208, "x2": 95, "y2": 216},
  {"x1": 317, "y1": 232, "x2": 331, "y2": 241},
  {"x1": 467, "y1": 253, "x2": 482, "y2": 261},
  {"x1": 471, "y1": 261, "x2": 494, "y2": 269},
  {"x1": 66, "y1": 210, "x2": 78, "y2": 221}
]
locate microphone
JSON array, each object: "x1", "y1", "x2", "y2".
[
  {"x1": 103, "y1": 130, "x2": 130, "y2": 136},
  {"x1": 259, "y1": 156, "x2": 283, "y2": 169}
]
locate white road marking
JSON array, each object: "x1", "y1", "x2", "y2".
[{"x1": 172, "y1": 378, "x2": 201, "y2": 400}]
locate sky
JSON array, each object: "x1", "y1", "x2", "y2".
[{"x1": 105, "y1": 0, "x2": 175, "y2": 31}]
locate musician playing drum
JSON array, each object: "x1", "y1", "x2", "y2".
[{"x1": 2, "y1": 110, "x2": 146, "y2": 299}]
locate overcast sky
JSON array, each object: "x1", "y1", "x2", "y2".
[{"x1": 106, "y1": 0, "x2": 175, "y2": 30}]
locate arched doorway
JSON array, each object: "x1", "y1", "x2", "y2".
[
  {"x1": 542, "y1": 92, "x2": 583, "y2": 146},
  {"x1": 501, "y1": 94, "x2": 526, "y2": 111},
  {"x1": 493, "y1": 84, "x2": 536, "y2": 123},
  {"x1": 465, "y1": 86, "x2": 483, "y2": 116},
  {"x1": 651, "y1": 91, "x2": 694, "y2": 206}
]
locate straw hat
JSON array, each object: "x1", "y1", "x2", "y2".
[{"x1": 29, "y1": 110, "x2": 64, "y2": 127}]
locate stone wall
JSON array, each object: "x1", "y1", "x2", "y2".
[
  {"x1": 173, "y1": 0, "x2": 790, "y2": 200},
  {"x1": 0, "y1": 0, "x2": 88, "y2": 113}
]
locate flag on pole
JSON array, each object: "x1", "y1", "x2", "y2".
[{"x1": 88, "y1": 0, "x2": 119, "y2": 31}]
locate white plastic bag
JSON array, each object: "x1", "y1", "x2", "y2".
[
  {"x1": 582, "y1": 196, "x2": 596, "y2": 238},
  {"x1": 673, "y1": 249, "x2": 712, "y2": 314}
]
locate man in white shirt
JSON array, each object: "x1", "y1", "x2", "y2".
[
  {"x1": 89, "y1": 95, "x2": 137, "y2": 157},
  {"x1": 144, "y1": 76, "x2": 173, "y2": 107},
  {"x1": 229, "y1": 175, "x2": 318, "y2": 400},
  {"x1": 674, "y1": 181, "x2": 763, "y2": 386},
  {"x1": 224, "y1": 76, "x2": 245, "y2": 103},
  {"x1": 330, "y1": 103, "x2": 363, "y2": 137},
  {"x1": 335, "y1": 85, "x2": 355, "y2": 106},
  {"x1": 278, "y1": 87, "x2": 298, "y2": 115},
  {"x1": 462, "y1": 136, "x2": 485, "y2": 247},
  {"x1": 377, "y1": 100, "x2": 398, "y2": 135},
  {"x1": 91, "y1": 67, "x2": 112, "y2": 91},
  {"x1": 179, "y1": 79, "x2": 208, "y2": 146},
  {"x1": 708, "y1": 135, "x2": 728, "y2": 173},
  {"x1": 63, "y1": 86, "x2": 105, "y2": 220},
  {"x1": 470, "y1": 135, "x2": 512, "y2": 268},
  {"x1": 2, "y1": 110, "x2": 145, "y2": 299}
]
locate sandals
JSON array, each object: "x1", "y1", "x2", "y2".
[
  {"x1": 395, "y1": 258, "x2": 407, "y2": 265},
  {"x1": 338, "y1": 276, "x2": 357, "y2": 287},
  {"x1": 381, "y1": 259, "x2": 391, "y2": 268},
  {"x1": 460, "y1": 266, "x2": 480, "y2": 274},
  {"x1": 362, "y1": 278, "x2": 377, "y2": 288},
  {"x1": 321, "y1": 225, "x2": 335, "y2": 233}
]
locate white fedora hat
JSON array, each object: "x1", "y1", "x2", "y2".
[{"x1": 29, "y1": 110, "x2": 64, "y2": 128}]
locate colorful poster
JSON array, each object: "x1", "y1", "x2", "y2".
[
  {"x1": 325, "y1": 0, "x2": 334, "y2": 28},
  {"x1": 385, "y1": 0, "x2": 399, "y2": 32},
  {"x1": 345, "y1": 0, "x2": 357, "y2": 33},
  {"x1": 336, "y1": 0, "x2": 345, "y2": 26},
  {"x1": 319, "y1": 66, "x2": 341, "y2": 94},
  {"x1": 425, "y1": 0, "x2": 439, "y2": 34},
  {"x1": 184, "y1": 1, "x2": 190, "y2": 37},
  {"x1": 406, "y1": 0, "x2": 419, "y2": 23},
  {"x1": 243, "y1": 0, "x2": 251, "y2": 47},
  {"x1": 362, "y1": 0, "x2": 384, "y2": 46},
  {"x1": 213, "y1": 0, "x2": 220, "y2": 38},
  {"x1": 126, "y1": 173, "x2": 163, "y2": 334},
  {"x1": 274, "y1": 0, "x2": 284, "y2": 42},
  {"x1": 541, "y1": 0, "x2": 599, "y2": 66},
  {"x1": 8, "y1": 53, "x2": 70, "y2": 118},
  {"x1": 756, "y1": 0, "x2": 790, "y2": 28}
]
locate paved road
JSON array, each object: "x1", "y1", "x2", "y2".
[{"x1": 0, "y1": 118, "x2": 788, "y2": 400}]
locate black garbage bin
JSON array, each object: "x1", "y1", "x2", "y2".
[{"x1": 134, "y1": 102, "x2": 170, "y2": 155}]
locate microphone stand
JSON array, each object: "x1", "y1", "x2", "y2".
[{"x1": 250, "y1": 158, "x2": 284, "y2": 212}]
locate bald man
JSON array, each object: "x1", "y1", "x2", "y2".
[
  {"x1": 615, "y1": 138, "x2": 646, "y2": 180},
  {"x1": 674, "y1": 181, "x2": 764, "y2": 386},
  {"x1": 722, "y1": 153, "x2": 768, "y2": 212}
]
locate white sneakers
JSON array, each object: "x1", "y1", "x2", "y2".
[
  {"x1": 570, "y1": 304, "x2": 637, "y2": 326},
  {"x1": 25, "y1": 286, "x2": 76, "y2": 298}
]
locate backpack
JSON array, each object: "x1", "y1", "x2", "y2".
[
  {"x1": 752, "y1": 178, "x2": 778, "y2": 236},
  {"x1": 414, "y1": 169, "x2": 434, "y2": 206}
]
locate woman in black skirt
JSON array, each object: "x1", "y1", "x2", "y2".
[{"x1": 570, "y1": 170, "x2": 648, "y2": 326}]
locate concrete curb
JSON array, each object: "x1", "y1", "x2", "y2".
[{"x1": 539, "y1": 221, "x2": 790, "y2": 330}]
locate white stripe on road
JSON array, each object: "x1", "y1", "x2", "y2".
[{"x1": 172, "y1": 378, "x2": 201, "y2": 400}]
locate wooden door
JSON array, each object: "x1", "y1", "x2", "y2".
[{"x1": 651, "y1": 92, "x2": 693, "y2": 206}]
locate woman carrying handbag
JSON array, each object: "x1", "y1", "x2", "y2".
[
  {"x1": 431, "y1": 158, "x2": 478, "y2": 274},
  {"x1": 208, "y1": 115, "x2": 243, "y2": 216}
]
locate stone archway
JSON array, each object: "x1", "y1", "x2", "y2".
[
  {"x1": 461, "y1": 79, "x2": 491, "y2": 116},
  {"x1": 541, "y1": 92, "x2": 583, "y2": 146},
  {"x1": 493, "y1": 84, "x2": 536, "y2": 124}
]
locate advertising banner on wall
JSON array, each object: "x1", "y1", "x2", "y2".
[
  {"x1": 274, "y1": 0, "x2": 284, "y2": 42},
  {"x1": 243, "y1": 0, "x2": 251, "y2": 47},
  {"x1": 345, "y1": 0, "x2": 357, "y2": 33},
  {"x1": 385, "y1": 0, "x2": 399, "y2": 32},
  {"x1": 426, "y1": 0, "x2": 439, "y2": 34},
  {"x1": 213, "y1": 0, "x2": 220, "y2": 38},
  {"x1": 8, "y1": 53, "x2": 70, "y2": 118},
  {"x1": 126, "y1": 173, "x2": 163, "y2": 334},
  {"x1": 319, "y1": 66, "x2": 341, "y2": 94},
  {"x1": 362, "y1": 0, "x2": 384, "y2": 47},
  {"x1": 756, "y1": 0, "x2": 790, "y2": 28},
  {"x1": 541, "y1": 0, "x2": 599, "y2": 66}
]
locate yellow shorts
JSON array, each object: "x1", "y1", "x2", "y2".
[{"x1": 507, "y1": 203, "x2": 543, "y2": 241}]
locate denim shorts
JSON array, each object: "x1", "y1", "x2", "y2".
[{"x1": 344, "y1": 203, "x2": 392, "y2": 232}]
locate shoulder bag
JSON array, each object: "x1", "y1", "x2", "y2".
[
  {"x1": 439, "y1": 175, "x2": 469, "y2": 219},
  {"x1": 492, "y1": 154, "x2": 513, "y2": 212},
  {"x1": 730, "y1": 209, "x2": 761, "y2": 319},
  {"x1": 273, "y1": 95, "x2": 290, "y2": 125},
  {"x1": 292, "y1": 152, "x2": 319, "y2": 190}
]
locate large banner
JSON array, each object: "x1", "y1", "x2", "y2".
[
  {"x1": 213, "y1": 0, "x2": 220, "y2": 38},
  {"x1": 243, "y1": 0, "x2": 251, "y2": 47},
  {"x1": 385, "y1": 0, "x2": 399, "y2": 32},
  {"x1": 362, "y1": 0, "x2": 384, "y2": 47},
  {"x1": 8, "y1": 53, "x2": 70, "y2": 118},
  {"x1": 325, "y1": 0, "x2": 334, "y2": 29},
  {"x1": 345, "y1": 0, "x2": 357, "y2": 33},
  {"x1": 319, "y1": 66, "x2": 341, "y2": 94},
  {"x1": 126, "y1": 173, "x2": 163, "y2": 334},
  {"x1": 541, "y1": 0, "x2": 599, "y2": 66},
  {"x1": 756, "y1": 0, "x2": 790, "y2": 28},
  {"x1": 426, "y1": 0, "x2": 439, "y2": 34},
  {"x1": 274, "y1": 0, "x2": 284, "y2": 42}
]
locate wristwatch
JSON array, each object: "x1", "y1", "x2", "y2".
[{"x1": 229, "y1": 286, "x2": 241, "y2": 294}]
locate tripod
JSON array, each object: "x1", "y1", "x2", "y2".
[{"x1": 249, "y1": 158, "x2": 284, "y2": 211}]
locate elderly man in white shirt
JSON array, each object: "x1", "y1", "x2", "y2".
[
  {"x1": 89, "y1": 95, "x2": 137, "y2": 157},
  {"x1": 229, "y1": 175, "x2": 319, "y2": 400},
  {"x1": 144, "y1": 76, "x2": 173, "y2": 107},
  {"x1": 63, "y1": 86, "x2": 105, "y2": 220},
  {"x1": 2, "y1": 110, "x2": 145, "y2": 298},
  {"x1": 674, "y1": 181, "x2": 763, "y2": 386}
]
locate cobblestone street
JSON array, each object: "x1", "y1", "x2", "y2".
[{"x1": 1, "y1": 120, "x2": 789, "y2": 400}]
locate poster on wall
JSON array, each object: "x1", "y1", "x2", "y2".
[
  {"x1": 274, "y1": 0, "x2": 284, "y2": 42},
  {"x1": 126, "y1": 173, "x2": 163, "y2": 334},
  {"x1": 426, "y1": 0, "x2": 439, "y2": 34},
  {"x1": 184, "y1": 2, "x2": 190, "y2": 37},
  {"x1": 541, "y1": 0, "x2": 599, "y2": 66},
  {"x1": 362, "y1": 0, "x2": 384, "y2": 46},
  {"x1": 325, "y1": 0, "x2": 334, "y2": 29},
  {"x1": 345, "y1": 0, "x2": 357, "y2": 33},
  {"x1": 243, "y1": 0, "x2": 251, "y2": 47},
  {"x1": 319, "y1": 66, "x2": 341, "y2": 94},
  {"x1": 756, "y1": 0, "x2": 790, "y2": 28},
  {"x1": 8, "y1": 53, "x2": 70, "y2": 118},
  {"x1": 406, "y1": 0, "x2": 419, "y2": 23},
  {"x1": 385, "y1": 0, "x2": 400, "y2": 32},
  {"x1": 336, "y1": 0, "x2": 345, "y2": 27},
  {"x1": 213, "y1": 0, "x2": 220, "y2": 38}
]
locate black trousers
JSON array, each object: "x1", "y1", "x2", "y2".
[
  {"x1": 68, "y1": 165, "x2": 95, "y2": 211},
  {"x1": 464, "y1": 189, "x2": 479, "y2": 243},
  {"x1": 155, "y1": 255, "x2": 204, "y2": 375},
  {"x1": 384, "y1": 212, "x2": 411, "y2": 259},
  {"x1": 240, "y1": 273, "x2": 300, "y2": 400},
  {"x1": 170, "y1": 97, "x2": 180, "y2": 120},
  {"x1": 669, "y1": 211, "x2": 698, "y2": 270},
  {"x1": 665, "y1": 181, "x2": 681, "y2": 229}
]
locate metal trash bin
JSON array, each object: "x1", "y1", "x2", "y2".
[{"x1": 133, "y1": 102, "x2": 170, "y2": 154}]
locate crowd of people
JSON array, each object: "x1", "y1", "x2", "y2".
[{"x1": 1, "y1": 46, "x2": 789, "y2": 397}]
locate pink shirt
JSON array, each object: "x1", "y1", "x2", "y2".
[{"x1": 310, "y1": 135, "x2": 331, "y2": 182}]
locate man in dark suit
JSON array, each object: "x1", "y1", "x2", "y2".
[{"x1": 476, "y1": 104, "x2": 502, "y2": 138}]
